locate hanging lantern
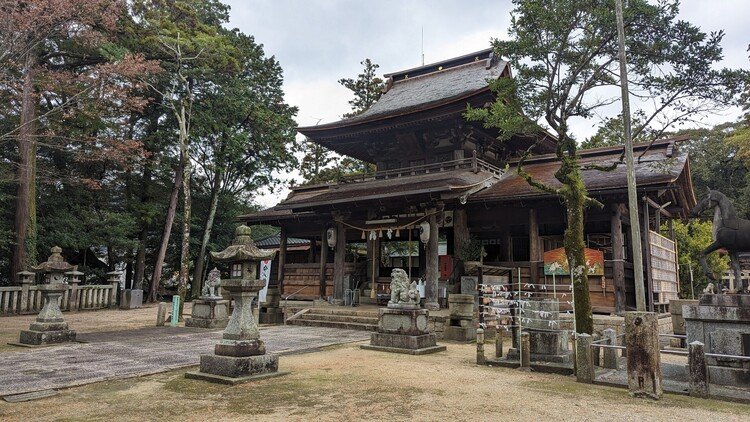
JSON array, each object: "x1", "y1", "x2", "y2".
[
  {"x1": 419, "y1": 221, "x2": 430, "y2": 244},
  {"x1": 326, "y1": 227, "x2": 337, "y2": 248}
]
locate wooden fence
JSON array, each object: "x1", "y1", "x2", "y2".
[{"x1": 0, "y1": 281, "x2": 118, "y2": 316}]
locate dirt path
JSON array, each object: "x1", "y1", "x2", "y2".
[{"x1": 0, "y1": 342, "x2": 747, "y2": 421}]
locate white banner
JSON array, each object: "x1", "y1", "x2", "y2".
[{"x1": 258, "y1": 259, "x2": 272, "y2": 303}]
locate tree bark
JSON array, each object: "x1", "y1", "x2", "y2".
[
  {"x1": 133, "y1": 165, "x2": 151, "y2": 291},
  {"x1": 148, "y1": 152, "x2": 185, "y2": 302},
  {"x1": 11, "y1": 52, "x2": 37, "y2": 282},
  {"x1": 177, "y1": 103, "x2": 192, "y2": 319},
  {"x1": 191, "y1": 165, "x2": 222, "y2": 299}
]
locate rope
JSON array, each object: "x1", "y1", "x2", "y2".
[{"x1": 334, "y1": 210, "x2": 441, "y2": 233}]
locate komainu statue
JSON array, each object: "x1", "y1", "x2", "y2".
[
  {"x1": 691, "y1": 188, "x2": 750, "y2": 293},
  {"x1": 388, "y1": 268, "x2": 420, "y2": 307},
  {"x1": 202, "y1": 267, "x2": 222, "y2": 298}
]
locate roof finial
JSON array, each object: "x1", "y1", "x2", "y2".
[{"x1": 421, "y1": 25, "x2": 424, "y2": 66}]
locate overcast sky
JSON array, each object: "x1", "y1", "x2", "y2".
[{"x1": 224, "y1": 0, "x2": 750, "y2": 207}]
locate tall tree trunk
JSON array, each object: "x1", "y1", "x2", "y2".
[
  {"x1": 176, "y1": 104, "x2": 191, "y2": 319},
  {"x1": 11, "y1": 52, "x2": 37, "y2": 282},
  {"x1": 558, "y1": 138, "x2": 594, "y2": 335},
  {"x1": 133, "y1": 166, "x2": 151, "y2": 290},
  {"x1": 148, "y1": 152, "x2": 185, "y2": 302},
  {"x1": 191, "y1": 166, "x2": 222, "y2": 298}
]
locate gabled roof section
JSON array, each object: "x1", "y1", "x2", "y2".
[{"x1": 298, "y1": 48, "x2": 505, "y2": 132}]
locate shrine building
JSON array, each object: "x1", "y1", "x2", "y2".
[{"x1": 240, "y1": 48, "x2": 695, "y2": 315}]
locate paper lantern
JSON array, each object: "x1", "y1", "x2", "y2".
[
  {"x1": 326, "y1": 227, "x2": 337, "y2": 248},
  {"x1": 419, "y1": 221, "x2": 430, "y2": 243}
]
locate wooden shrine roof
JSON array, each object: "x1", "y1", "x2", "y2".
[{"x1": 470, "y1": 136, "x2": 696, "y2": 213}]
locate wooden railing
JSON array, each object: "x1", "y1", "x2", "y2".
[
  {"x1": 0, "y1": 281, "x2": 118, "y2": 316},
  {"x1": 336, "y1": 156, "x2": 504, "y2": 184}
]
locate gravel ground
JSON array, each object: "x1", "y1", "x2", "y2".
[{"x1": 0, "y1": 342, "x2": 748, "y2": 421}]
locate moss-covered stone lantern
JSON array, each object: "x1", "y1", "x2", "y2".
[
  {"x1": 19, "y1": 246, "x2": 77, "y2": 345},
  {"x1": 186, "y1": 225, "x2": 285, "y2": 384}
]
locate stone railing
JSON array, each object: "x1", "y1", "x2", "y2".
[{"x1": 0, "y1": 281, "x2": 118, "y2": 316}]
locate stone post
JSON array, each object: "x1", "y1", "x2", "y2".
[
  {"x1": 107, "y1": 271, "x2": 121, "y2": 308},
  {"x1": 495, "y1": 328, "x2": 503, "y2": 358},
  {"x1": 520, "y1": 331, "x2": 530, "y2": 369},
  {"x1": 476, "y1": 328, "x2": 485, "y2": 365},
  {"x1": 592, "y1": 333, "x2": 601, "y2": 367},
  {"x1": 688, "y1": 341, "x2": 710, "y2": 398},
  {"x1": 18, "y1": 271, "x2": 34, "y2": 313},
  {"x1": 603, "y1": 328, "x2": 619, "y2": 370},
  {"x1": 625, "y1": 312, "x2": 662, "y2": 399},
  {"x1": 575, "y1": 333, "x2": 594, "y2": 383},
  {"x1": 66, "y1": 270, "x2": 83, "y2": 311},
  {"x1": 156, "y1": 302, "x2": 168, "y2": 327}
]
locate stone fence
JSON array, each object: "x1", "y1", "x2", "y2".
[{"x1": 0, "y1": 281, "x2": 117, "y2": 316}]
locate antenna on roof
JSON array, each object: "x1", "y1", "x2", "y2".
[{"x1": 421, "y1": 26, "x2": 424, "y2": 66}]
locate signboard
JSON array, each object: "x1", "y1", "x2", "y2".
[
  {"x1": 649, "y1": 230, "x2": 678, "y2": 303},
  {"x1": 543, "y1": 247, "x2": 604, "y2": 276},
  {"x1": 170, "y1": 296, "x2": 180, "y2": 327},
  {"x1": 258, "y1": 259, "x2": 272, "y2": 303}
]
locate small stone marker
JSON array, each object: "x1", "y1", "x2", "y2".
[
  {"x1": 602, "y1": 328, "x2": 619, "y2": 370},
  {"x1": 520, "y1": 332, "x2": 530, "y2": 369},
  {"x1": 575, "y1": 333, "x2": 594, "y2": 383},
  {"x1": 476, "y1": 328, "x2": 485, "y2": 365},
  {"x1": 591, "y1": 333, "x2": 601, "y2": 367},
  {"x1": 156, "y1": 302, "x2": 168, "y2": 327},
  {"x1": 171, "y1": 296, "x2": 180, "y2": 327},
  {"x1": 495, "y1": 328, "x2": 503, "y2": 358},
  {"x1": 625, "y1": 312, "x2": 662, "y2": 399},
  {"x1": 688, "y1": 341, "x2": 710, "y2": 398}
]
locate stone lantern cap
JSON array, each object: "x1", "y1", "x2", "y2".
[
  {"x1": 30, "y1": 246, "x2": 76, "y2": 273},
  {"x1": 210, "y1": 225, "x2": 275, "y2": 262}
]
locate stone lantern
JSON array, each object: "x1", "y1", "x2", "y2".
[
  {"x1": 186, "y1": 225, "x2": 285, "y2": 384},
  {"x1": 19, "y1": 246, "x2": 77, "y2": 345}
]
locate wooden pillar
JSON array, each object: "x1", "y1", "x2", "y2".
[
  {"x1": 319, "y1": 229, "x2": 328, "y2": 299},
  {"x1": 641, "y1": 200, "x2": 655, "y2": 312},
  {"x1": 368, "y1": 236, "x2": 380, "y2": 299},
  {"x1": 425, "y1": 207, "x2": 440, "y2": 309},
  {"x1": 333, "y1": 221, "x2": 346, "y2": 303},
  {"x1": 529, "y1": 208, "x2": 540, "y2": 287},
  {"x1": 277, "y1": 227, "x2": 287, "y2": 294},
  {"x1": 453, "y1": 208, "x2": 469, "y2": 287},
  {"x1": 611, "y1": 204, "x2": 626, "y2": 314}
]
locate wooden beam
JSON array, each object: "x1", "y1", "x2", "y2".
[
  {"x1": 610, "y1": 204, "x2": 626, "y2": 314},
  {"x1": 278, "y1": 227, "x2": 288, "y2": 293},
  {"x1": 425, "y1": 207, "x2": 440, "y2": 309},
  {"x1": 319, "y1": 228, "x2": 328, "y2": 299},
  {"x1": 333, "y1": 221, "x2": 346, "y2": 303}
]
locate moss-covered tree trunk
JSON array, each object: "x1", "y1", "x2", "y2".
[{"x1": 558, "y1": 136, "x2": 594, "y2": 335}]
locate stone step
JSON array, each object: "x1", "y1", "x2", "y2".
[
  {"x1": 296, "y1": 313, "x2": 378, "y2": 325},
  {"x1": 304, "y1": 308, "x2": 379, "y2": 318},
  {"x1": 287, "y1": 318, "x2": 378, "y2": 332}
]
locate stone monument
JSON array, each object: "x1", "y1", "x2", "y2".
[
  {"x1": 18, "y1": 246, "x2": 77, "y2": 345},
  {"x1": 508, "y1": 299, "x2": 570, "y2": 363},
  {"x1": 684, "y1": 294, "x2": 750, "y2": 387},
  {"x1": 185, "y1": 225, "x2": 286, "y2": 384},
  {"x1": 443, "y1": 294, "x2": 476, "y2": 342},
  {"x1": 361, "y1": 268, "x2": 446, "y2": 355},
  {"x1": 185, "y1": 268, "x2": 229, "y2": 329}
]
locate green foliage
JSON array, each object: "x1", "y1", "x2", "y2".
[
  {"x1": 671, "y1": 220, "x2": 728, "y2": 296},
  {"x1": 456, "y1": 237, "x2": 484, "y2": 262},
  {"x1": 338, "y1": 59, "x2": 385, "y2": 118}
]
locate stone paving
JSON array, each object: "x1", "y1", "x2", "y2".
[{"x1": 0, "y1": 325, "x2": 368, "y2": 397}]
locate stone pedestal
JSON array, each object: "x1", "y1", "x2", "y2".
[
  {"x1": 684, "y1": 294, "x2": 750, "y2": 387},
  {"x1": 669, "y1": 298, "x2": 697, "y2": 347},
  {"x1": 185, "y1": 297, "x2": 229, "y2": 329},
  {"x1": 259, "y1": 287, "x2": 284, "y2": 324},
  {"x1": 508, "y1": 300, "x2": 571, "y2": 363},
  {"x1": 19, "y1": 284, "x2": 76, "y2": 345},
  {"x1": 186, "y1": 278, "x2": 287, "y2": 384},
  {"x1": 120, "y1": 289, "x2": 143, "y2": 310},
  {"x1": 361, "y1": 305, "x2": 446, "y2": 355},
  {"x1": 444, "y1": 294, "x2": 476, "y2": 342},
  {"x1": 625, "y1": 312, "x2": 662, "y2": 399}
]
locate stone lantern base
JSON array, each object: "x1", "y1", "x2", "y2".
[
  {"x1": 19, "y1": 285, "x2": 76, "y2": 346},
  {"x1": 186, "y1": 340, "x2": 288, "y2": 385},
  {"x1": 185, "y1": 297, "x2": 229, "y2": 329},
  {"x1": 361, "y1": 306, "x2": 446, "y2": 355}
]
